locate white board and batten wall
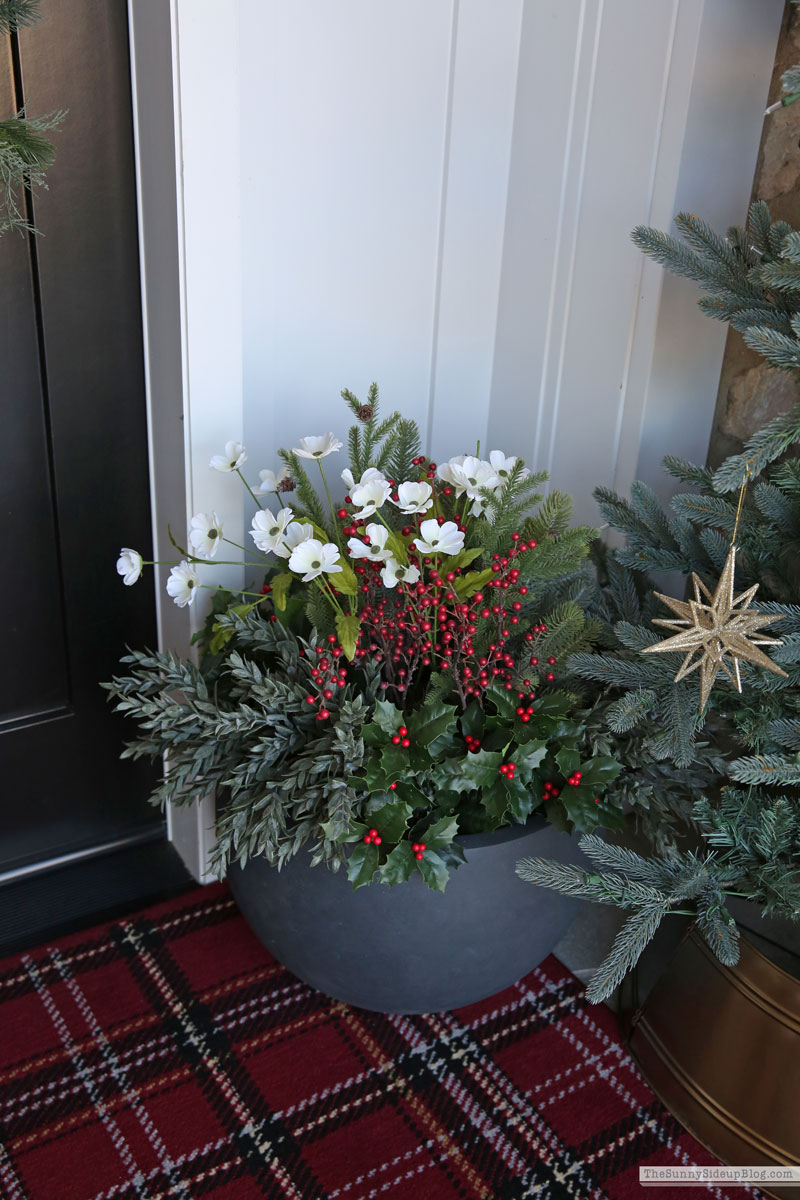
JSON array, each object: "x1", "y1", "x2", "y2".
[{"x1": 129, "y1": 0, "x2": 783, "y2": 880}]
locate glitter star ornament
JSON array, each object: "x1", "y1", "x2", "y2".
[{"x1": 642, "y1": 545, "x2": 787, "y2": 710}]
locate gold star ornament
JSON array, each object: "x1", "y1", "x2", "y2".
[{"x1": 642, "y1": 546, "x2": 787, "y2": 710}]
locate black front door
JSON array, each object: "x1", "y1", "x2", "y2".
[{"x1": 1, "y1": 0, "x2": 161, "y2": 877}]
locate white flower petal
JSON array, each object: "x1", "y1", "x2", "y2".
[
  {"x1": 413, "y1": 519, "x2": 465, "y2": 556},
  {"x1": 116, "y1": 548, "x2": 143, "y2": 586},
  {"x1": 390, "y1": 481, "x2": 433, "y2": 515},
  {"x1": 288, "y1": 538, "x2": 343, "y2": 581},
  {"x1": 293, "y1": 433, "x2": 343, "y2": 460},
  {"x1": 210, "y1": 440, "x2": 246, "y2": 472},
  {"x1": 166, "y1": 561, "x2": 200, "y2": 607},
  {"x1": 189, "y1": 511, "x2": 224, "y2": 559}
]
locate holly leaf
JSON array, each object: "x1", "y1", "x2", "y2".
[
  {"x1": 333, "y1": 561, "x2": 358, "y2": 596},
  {"x1": 418, "y1": 813, "x2": 459, "y2": 849},
  {"x1": 335, "y1": 612, "x2": 362, "y2": 661},
  {"x1": 346, "y1": 842, "x2": 380, "y2": 889},
  {"x1": 407, "y1": 701, "x2": 457, "y2": 748},
  {"x1": 361, "y1": 722, "x2": 385, "y2": 748},
  {"x1": 373, "y1": 699, "x2": 401, "y2": 734},
  {"x1": 460, "y1": 748, "x2": 504, "y2": 790},
  {"x1": 393, "y1": 780, "x2": 430, "y2": 809},
  {"x1": 364, "y1": 798, "x2": 413, "y2": 843},
  {"x1": 417, "y1": 850, "x2": 450, "y2": 892},
  {"x1": 532, "y1": 692, "x2": 574, "y2": 718},
  {"x1": 556, "y1": 747, "x2": 581, "y2": 778},
  {"x1": 513, "y1": 740, "x2": 547, "y2": 772},
  {"x1": 479, "y1": 778, "x2": 509, "y2": 825},
  {"x1": 579, "y1": 755, "x2": 623, "y2": 787},
  {"x1": 486, "y1": 685, "x2": 518, "y2": 720},
  {"x1": 459, "y1": 699, "x2": 484, "y2": 741},
  {"x1": 270, "y1": 571, "x2": 293, "y2": 611},
  {"x1": 379, "y1": 841, "x2": 416, "y2": 886},
  {"x1": 504, "y1": 777, "x2": 534, "y2": 823},
  {"x1": 380, "y1": 745, "x2": 412, "y2": 779}
]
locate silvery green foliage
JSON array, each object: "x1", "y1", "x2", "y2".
[{"x1": 103, "y1": 611, "x2": 373, "y2": 877}]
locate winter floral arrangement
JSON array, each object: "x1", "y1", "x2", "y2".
[{"x1": 106, "y1": 386, "x2": 622, "y2": 890}]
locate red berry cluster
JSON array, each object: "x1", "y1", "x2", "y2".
[
  {"x1": 464, "y1": 733, "x2": 482, "y2": 753},
  {"x1": 391, "y1": 725, "x2": 411, "y2": 748},
  {"x1": 542, "y1": 779, "x2": 560, "y2": 799},
  {"x1": 515, "y1": 695, "x2": 536, "y2": 723},
  {"x1": 363, "y1": 828, "x2": 382, "y2": 845},
  {"x1": 498, "y1": 761, "x2": 516, "y2": 780},
  {"x1": 567, "y1": 770, "x2": 582, "y2": 787},
  {"x1": 411, "y1": 842, "x2": 426, "y2": 860},
  {"x1": 305, "y1": 633, "x2": 349, "y2": 720}
]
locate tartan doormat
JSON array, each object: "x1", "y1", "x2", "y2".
[{"x1": 0, "y1": 882, "x2": 753, "y2": 1200}]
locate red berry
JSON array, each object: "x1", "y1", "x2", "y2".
[
  {"x1": 511, "y1": 532, "x2": 520, "y2": 541},
  {"x1": 398, "y1": 726, "x2": 408, "y2": 736},
  {"x1": 401, "y1": 738, "x2": 411, "y2": 748},
  {"x1": 415, "y1": 852, "x2": 424, "y2": 860},
  {"x1": 318, "y1": 709, "x2": 330, "y2": 720},
  {"x1": 337, "y1": 507, "x2": 348, "y2": 519},
  {"x1": 373, "y1": 835, "x2": 382, "y2": 845},
  {"x1": 547, "y1": 656, "x2": 556, "y2": 666},
  {"x1": 392, "y1": 735, "x2": 402, "y2": 745},
  {"x1": 306, "y1": 695, "x2": 316, "y2": 705},
  {"x1": 389, "y1": 782, "x2": 398, "y2": 790},
  {"x1": 419, "y1": 843, "x2": 426, "y2": 851},
  {"x1": 546, "y1": 672, "x2": 555, "y2": 682}
]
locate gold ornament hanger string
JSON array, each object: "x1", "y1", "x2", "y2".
[{"x1": 730, "y1": 463, "x2": 752, "y2": 549}]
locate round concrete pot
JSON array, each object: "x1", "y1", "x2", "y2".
[{"x1": 227, "y1": 816, "x2": 585, "y2": 1013}]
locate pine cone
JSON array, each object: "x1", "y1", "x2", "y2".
[
  {"x1": 357, "y1": 404, "x2": 374, "y2": 421},
  {"x1": 277, "y1": 476, "x2": 296, "y2": 493}
]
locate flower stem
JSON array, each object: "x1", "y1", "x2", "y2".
[
  {"x1": 318, "y1": 460, "x2": 344, "y2": 553},
  {"x1": 236, "y1": 469, "x2": 264, "y2": 511}
]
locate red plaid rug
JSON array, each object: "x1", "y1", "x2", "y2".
[{"x1": 0, "y1": 882, "x2": 755, "y2": 1200}]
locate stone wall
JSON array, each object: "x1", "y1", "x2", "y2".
[{"x1": 707, "y1": 1, "x2": 800, "y2": 468}]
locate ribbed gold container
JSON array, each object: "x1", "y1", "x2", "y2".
[{"x1": 626, "y1": 930, "x2": 800, "y2": 1200}]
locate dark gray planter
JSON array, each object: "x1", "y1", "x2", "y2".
[{"x1": 227, "y1": 816, "x2": 586, "y2": 1013}]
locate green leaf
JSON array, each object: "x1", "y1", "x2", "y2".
[
  {"x1": 407, "y1": 701, "x2": 457, "y2": 748},
  {"x1": 531, "y1": 692, "x2": 573, "y2": 718},
  {"x1": 446, "y1": 548, "x2": 484, "y2": 572},
  {"x1": 385, "y1": 532, "x2": 408, "y2": 564},
  {"x1": 419, "y1": 813, "x2": 459, "y2": 849},
  {"x1": 334, "y1": 562, "x2": 358, "y2": 596},
  {"x1": 459, "y1": 699, "x2": 484, "y2": 741},
  {"x1": 364, "y1": 798, "x2": 413, "y2": 842},
  {"x1": 380, "y1": 744, "x2": 413, "y2": 780},
  {"x1": 417, "y1": 850, "x2": 450, "y2": 892},
  {"x1": 379, "y1": 841, "x2": 416, "y2": 886},
  {"x1": 504, "y1": 777, "x2": 534, "y2": 823},
  {"x1": 394, "y1": 780, "x2": 430, "y2": 810},
  {"x1": 335, "y1": 612, "x2": 362, "y2": 661},
  {"x1": 486, "y1": 686, "x2": 518, "y2": 720},
  {"x1": 453, "y1": 567, "x2": 494, "y2": 599},
  {"x1": 373, "y1": 699, "x2": 401, "y2": 734},
  {"x1": 556, "y1": 747, "x2": 581, "y2": 778},
  {"x1": 580, "y1": 755, "x2": 623, "y2": 787},
  {"x1": 347, "y1": 842, "x2": 380, "y2": 889},
  {"x1": 480, "y1": 778, "x2": 510, "y2": 824},
  {"x1": 459, "y1": 748, "x2": 504, "y2": 790},
  {"x1": 270, "y1": 572, "x2": 292, "y2": 612},
  {"x1": 513, "y1": 740, "x2": 547, "y2": 772}
]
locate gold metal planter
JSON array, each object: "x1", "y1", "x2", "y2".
[{"x1": 626, "y1": 929, "x2": 800, "y2": 1200}]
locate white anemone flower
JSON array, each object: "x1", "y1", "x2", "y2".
[
  {"x1": 391, "y1": 481, "x2": 433, "y2": 515},
  {"x1": 347, "y1": 523, "x2": 392, "y2": 562},
  {"x1": 293, "y1": 433, "x2": 343, "y2": 460},
  {"x1": 166, "y1": 561, "x2": 200, "y2": 607},
  {"x1": 488, "y1": 450, "x2": 529, "y2": 484},
  {"x1": 438, "y1": 455, "x2": 500, "y2": 516},
  {"x1": 281, "y1": 521, "x2": 314, "y2": 555},
  {"x1": 341, "y1": 465, "x2": 385, "y2": 493},
  {"x1": 188, "y1": 511, "x2": 224, "y2": 559},
  {"x1": 288, "y1": 538, "x2": 343, "y2": 582},
  {"x1": 413, "y1": 519, "x2": 465, "y2": 556},
  {"x1": 250, "y1": 506, "x2": 295, "y2": 554},
  {"x1": 351, "y1": 475, "x2": 392, "y2": 520},
  {"x1": 116, "y1": 548, "x2": 143, "y2": 586},
  {"x1": 381, "y1": 558, "x2": 421, "y2": 588},
  {"x1": 254, "y1": 466, "x2": 291, "y2": 495},
  {"x1": 209, "y1": 441, "x2": 247, "y2": 472}
]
